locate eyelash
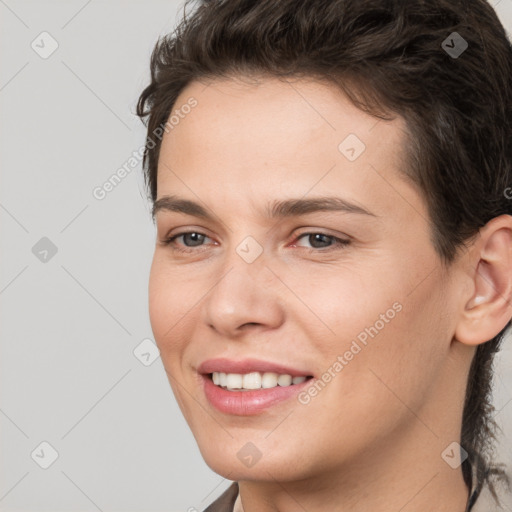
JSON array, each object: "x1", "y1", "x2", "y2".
[{"x1": 161, "y1": 230, "x2": 350, "y2": 254}]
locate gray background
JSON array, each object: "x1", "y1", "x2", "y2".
[{"x1": 1, "y1": 1, "x2": 511, "y2": 511}]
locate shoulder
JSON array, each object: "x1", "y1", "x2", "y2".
[{"x1": 202, "y1": 482, "x2": 239, "y2": 512}]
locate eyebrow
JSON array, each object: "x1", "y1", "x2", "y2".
[{"x1": 152, "y1": 194, "x2": 376, "y2": 221}]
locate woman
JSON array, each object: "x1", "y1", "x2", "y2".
[{"x1": 136, "y1": 0, "x2": 512, "y2": 510}]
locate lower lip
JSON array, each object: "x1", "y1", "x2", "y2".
[{"x1": 201, "y1": 374, "x2": 313, "y2": 415}]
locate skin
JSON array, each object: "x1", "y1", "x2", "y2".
[{"x1": 148, "y1": 76, "x2": 512, "y2": 512}]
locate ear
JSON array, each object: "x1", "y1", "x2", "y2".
[{"x1": 454, "y1": 214, "x2": 512, "y2": 346}]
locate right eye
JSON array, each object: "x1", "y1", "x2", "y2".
[{"x1": 161, "y1": 231, "x2": 214, "y2": 253}]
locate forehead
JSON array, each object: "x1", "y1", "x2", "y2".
[
  {"x1": 156, "y1": 76, "x2": 423, "y2": 224},
  {"x1": 163, "y1": 75, "x2": 403, "y2": 159}
]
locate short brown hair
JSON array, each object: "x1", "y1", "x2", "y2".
[{"x1": 136, "y1": 0, "x2": 512, "y2": 504}]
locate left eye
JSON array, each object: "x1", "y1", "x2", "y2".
[{"x1": 292, "y1": 232, "x2": 350, "y2": 251}]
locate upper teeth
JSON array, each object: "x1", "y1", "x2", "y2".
[{"x1": 212, "y1": 371, "x2": 308, "y2": 391}]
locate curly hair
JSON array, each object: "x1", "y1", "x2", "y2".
[{"x1": 136, "y1": 0, "x2": 512, "y2": 505}]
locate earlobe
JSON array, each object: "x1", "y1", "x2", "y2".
[{"x1": 455, "y1": 215, "x2": 512, "y2": 347}]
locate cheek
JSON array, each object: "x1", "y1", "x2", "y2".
[
  {"x1": 308, "y1": 266, "x2": 448, "y2": 405},
  {"x1": 148, "y1": 257, "x2": 187, "y2": 354},
  {"x1": 288, "y1": 263, "x2": 407, "y2": 353},
  {"x1": 342, "y1": 277, "x2": 450, "y2": 416},
  {"x1": 148, "y1": 263, "x2": 167, "y2": 341},
  {"x1": 148, "y1": 261, "x2": 196, "y2": 412}
]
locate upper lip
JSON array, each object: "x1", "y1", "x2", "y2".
[{"x1": 197, "y1": 358, "x2": 314, "y2": 377}]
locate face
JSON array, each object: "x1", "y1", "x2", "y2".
[{"x1": 149, "y1": 76, "x2": 460, "y2": 483}]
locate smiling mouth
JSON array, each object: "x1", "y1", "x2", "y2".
[{"x1": 207, "y1": 371, "x2": 314, "y2": 392}]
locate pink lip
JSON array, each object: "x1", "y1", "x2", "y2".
[
  {"x1": 197, "y1": 357, "x2": 313, "y2": 378},
  {"x1": 197, "y1": 358, "x2": 315, "y2": 416},
  {"x1": 201, "y1": 373, "x2": 314, "y2": 415}
]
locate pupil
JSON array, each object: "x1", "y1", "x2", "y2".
[
  {"x1": 311, "y1": 234, "x2": 329, "y2": 248},
  {"x1": 185, "y1": 232, "x2": 203, "y2": 246}
]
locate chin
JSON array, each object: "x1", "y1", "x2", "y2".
[{"x1": 197, "y1": 440, "x2": 308, "y2": 483}]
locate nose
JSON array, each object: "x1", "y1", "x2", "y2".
[{"x1": 201, "y1": 247, "x2": 286, "y2": 338}]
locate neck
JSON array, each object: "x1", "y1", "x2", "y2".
[{"x1": 236, "y1": 420, "x2": 471, "y2": 512}]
